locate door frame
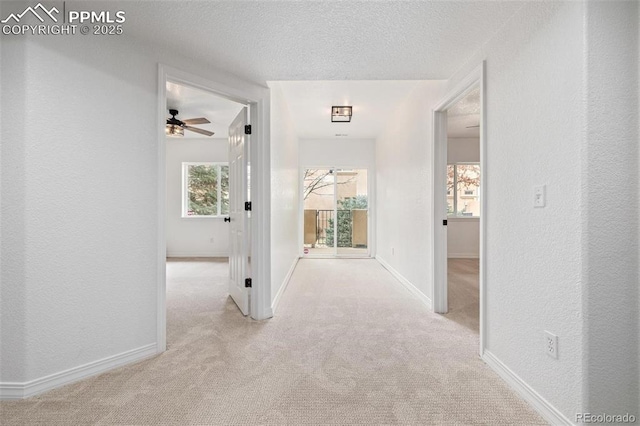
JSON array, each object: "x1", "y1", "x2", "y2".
[
  {"x1": 431, "y1": 62, "x2": 486, "y2": 356},
  {"x1": 157, "y1": 64, "x2": 271, "y2": 354},
  {"x1": 298, "y1": 165, "x2": 374, "y2": 259}
]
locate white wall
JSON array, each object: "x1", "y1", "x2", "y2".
[
  {"x1": 582, "y1": 1, "x2": 639, "y2": 416},
  {"x1": 376, "y1": 81, "x2": 446, "y2": 303},
  {"x1": 447, "y1": 138, "x2": 479, "y2": 164},
  {"x1": 447, "y1": 219, "x2": 479, "y2": 259},
  {"x1": 446, "y1": 3, "x2": 584, "y2": 420},
  {"x1": 166, "y1": 138, "x2": 229, "y2": 257},
  {"x1": 268, "y1": 82, "x2": 299, "y2": 311},
  {"x1": 299, "y1": 138, "x2": 375, "y2": 169},
  {"x1": 0, "y1": 34, "x2": 268, "y2": 391},
  {"x1": 447, "y1": 137, "x2": 480, "y2": 258},
  {"x1": 445, "y1": 1, "x2": 639, "y2": 420}
]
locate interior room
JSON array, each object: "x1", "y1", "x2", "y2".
[
  {"x1": 165, "y1": 81, "x2": 244, "y2": 258},
  {"x1": 165, "y1": 82, "x2": 244, "y2": 345},
  {"x1": 1, "y1": 2, "x2": 638, "y2": 425},
  {"x1": 445, "y1": 87, "x2": 481, "y2": 331}
]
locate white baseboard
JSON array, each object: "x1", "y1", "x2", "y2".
[
  {"x1": 271, "y1": 256, "x2": 300, "y2": 313},
  {"x1": 166, "y1": 252, "x2": 229, "y2": 258},
  {"x1": 0, "y1": 343, "x2": 157, "y2": 400},
  {"x1": 482, "y1": 350, "x2": 573, "y2": 425},
  {"x1": 376, "y1": 256, "x2": 432, "y2": 309},
  {"x1": 448, "y1": 253, "x2": 479, "y2": 259}
]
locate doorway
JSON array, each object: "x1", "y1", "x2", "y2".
[
  {"x1": 301, "y1": 167, "x2": 370, "y2": 258},
  {"x1": 157, "y1": 65, "x2": 269, "y2": 353},
  {"x1": 432, "y1": 63, "x2": 486, "y2": 355}
]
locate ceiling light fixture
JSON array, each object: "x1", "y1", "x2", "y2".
[
  {"x1": 165, "y1": 123, "x2": 184, "y2": 137},
  {"x1": 331, "y1": 106, "x2": 352, "y2": 122}
]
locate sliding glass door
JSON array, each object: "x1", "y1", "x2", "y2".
[{"x1": 302, "y1": 168, "x2": 369, "y2": 257}]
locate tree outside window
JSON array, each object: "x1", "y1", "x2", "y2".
[
  {"x1": 447, "y1": 163, "x2": 480, "y2": 217},
  {"x1": 183, "y1": 163, "x2": 229, "y2": 217}
]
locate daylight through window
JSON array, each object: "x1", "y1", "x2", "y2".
[
  {"x1": 447, "y1": 163, "x2": 480, "y2": 217},
  {"x1": 183, "y1": 163, "x2": 229, "y2": 217}
]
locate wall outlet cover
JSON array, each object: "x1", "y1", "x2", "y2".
[
  {"x1": 545, "y1": 330, "x2": 558, "y2": 359},
  {"x1": 534, "y1": 185, "x2": 546, "y2": 208}
]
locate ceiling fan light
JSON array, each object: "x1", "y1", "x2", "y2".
[{"x1": 166, "y1": 124, "x2": 184, "y2": 137}]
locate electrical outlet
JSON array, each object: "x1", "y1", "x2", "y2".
[
  {"x1": 534, "y1": 185, "x2": 546, "y2": 208},
  {"x1": 545, "y1": 331, "x2": 558, "y2": 359}
]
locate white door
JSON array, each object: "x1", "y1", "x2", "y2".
[{"x1": 228, "y1": 107, "x2": 250, "y2": 315}]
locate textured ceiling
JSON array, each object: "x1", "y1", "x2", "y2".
[
  {"x1": 277, "y1": 80, "x2": 421, "y2": 139},
  {"x1": 448, "y1": 87, "x2": 480, "y2": 138},
  {"x1": 166, "y1": 82, "x2": 244, "y2": 138},
  {"x1": 124, "y1": 1, "x2": 526, "y2": 82}
]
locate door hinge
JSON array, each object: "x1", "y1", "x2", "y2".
[
  {"x1": 443, "y1": 220, "x2": 447, "y2": 226},
  {"x1": 245, "y1": 201, "x2": 252, "y2": 211},
  {"x1": 245, "y1": 278, "x2": 252, "y2": 288},
  {"x1": 244, "y1": 125, "x2": 252, "y2": 135}
]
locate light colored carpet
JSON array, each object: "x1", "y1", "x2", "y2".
[{"x1": 1, "y1": 258, "x2": 545, "y2": 425}]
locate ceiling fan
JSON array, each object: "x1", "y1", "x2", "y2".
[
  {"x1": 466, "y1": 124, "x2": 480, "y2": 129},
  {"x1": 165, "y1": 109, "x2": 214, "y2": 137}
]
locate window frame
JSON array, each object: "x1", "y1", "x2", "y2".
[
  {"x1": 182, "y1": 161, "x2": 229, "y2": 218},
  {"x1": 447, "y1": 162, "x2": 481, "y2": 219}
]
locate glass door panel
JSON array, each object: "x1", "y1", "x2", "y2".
[
  {"x1": 336, "y1": 169, "x2": 368, "y2": 255},
  {"x1": 303, "y1": 169, "x2": 335, "y2": 255}
]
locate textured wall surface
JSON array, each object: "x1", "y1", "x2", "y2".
[
  {"x1": 269, "y1": 83, "x2": 299, "y2": 304},
  {"x1": 375, "y1": 81, "x2": 445, "y2": 298},
  {"x1": 1, "y1": 36, "x2": 157, "y2": 382},
  {"x1": 299, "y1": 139, "x2": 375, "y2": 170},
  {"x1": 446, "y1": 2, "x2": 584, "y2": 419},
  {"x1": 0, "y1": 33, "x2": 268, "y2": 384},
  {"x1": 583, "y1": 1, "x2": 639, "y2": 415},
  {"x1": 166, "y1": 138, "x2": 230, "y2": 257}
]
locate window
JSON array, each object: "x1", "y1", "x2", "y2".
[
  {"x1": 183, "y1": 162, "x2": 229, "y2": 217},
  {"x1": 447, "y1": 163, "x2": 480, "y2": 217}
]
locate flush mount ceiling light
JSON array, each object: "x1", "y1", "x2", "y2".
[{"x1": 331, "y1": 106, "x2": 352, "y2": 122}]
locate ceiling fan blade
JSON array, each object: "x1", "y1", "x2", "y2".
[
  {"x1": 182, "y1": 117, "x2": 210, "y2": 125},
  {"x1": 184, "y1": 126, "x2": 214, "y2": 137},
  {"x1": 466, "y1": 125, "x2": 480, "y2": 128}
]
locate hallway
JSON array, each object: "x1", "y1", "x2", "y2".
[{"x1": 2, "y1": 258, "x2": 543, "y2": 425}]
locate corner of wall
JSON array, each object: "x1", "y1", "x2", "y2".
[
  {"x1": 582, "y1": 1, "x2": 639, "y2": 416},
  {"x1": 269, "y1": 83, "x2": 300, "y2": 307}
]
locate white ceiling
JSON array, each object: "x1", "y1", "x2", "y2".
[
  {"x1": 447, "y1": 87, "x2": 480, "y2": 138},
  {"x1": 166, "y1": 82, "x2": 244, "y2": 138},
  {"x1": 124, "y1": 1, "x2": 526, "y2": 82},
  {"x1": 277, "y1": 81, "x2": 421, "y2": 139}
]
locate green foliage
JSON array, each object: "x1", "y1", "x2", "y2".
[
  {"x1": 220, "y1": 166, "x2": 229, "y2": 214},
  {"x1": 187, "y1": 165, "x2": 220, "y2": 216},
  {"x1": 338, "y1": 195, "x2": 368, "y2": 210},
  {"x1": 326, "y1": 196, "x2": 368, "y2": 247}
]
